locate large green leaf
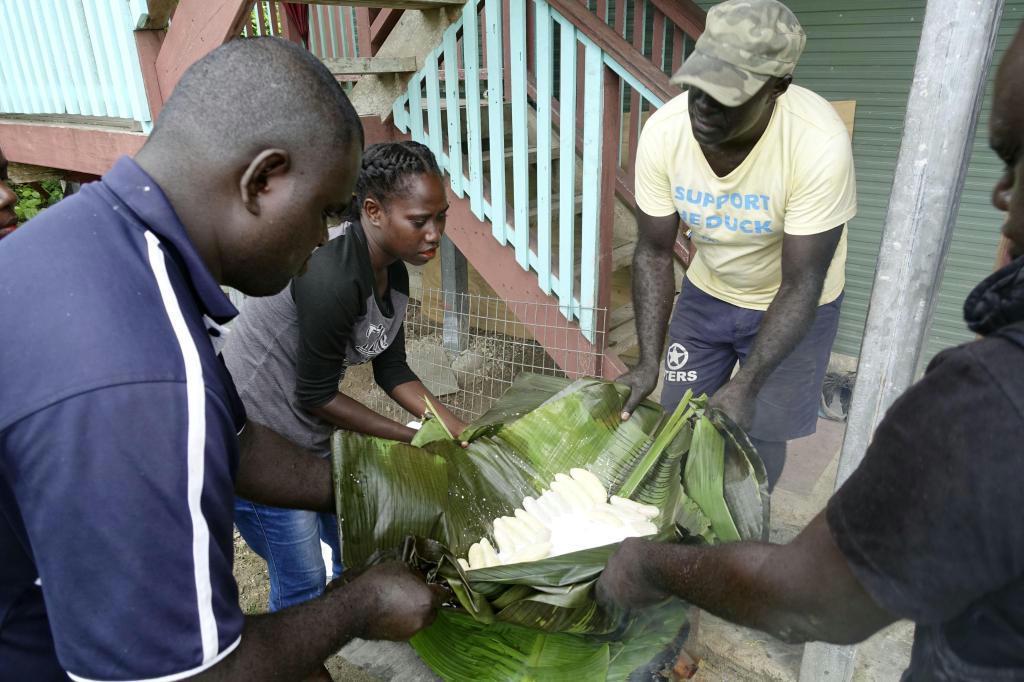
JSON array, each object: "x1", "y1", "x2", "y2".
[
  {"x1": 411, "y1": 610, "x2": 611, "y2": 682},
  {"x1": 332, "y1": 374, "x2": 765, "y2": 680},
  {"x1": 683, "y1": 416, "x2": 741, "y2": 542}
]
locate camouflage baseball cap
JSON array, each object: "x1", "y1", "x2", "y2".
[{"x1": 671, "y1": 0, "x2": 806, "y2": 107}]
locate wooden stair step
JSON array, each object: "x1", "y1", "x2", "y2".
[
  {"x1": 606, "y1": 303, "x2": 638, "y2": 352},
  {"x1": 323, "y1": 56, "x2": 418, "y2": 75},
  {"x1": 528, "y1": 195, "x2": 583, "y2": 221},
  {"x1": 569, "y1": 236, "x2": 634, "y2": 271},
  {"x1": 481, "y1": 144, "x2": 562, "y2": 165},
  {"x1": 292, "y1": 0, "x2": 465, "y2": 9}
]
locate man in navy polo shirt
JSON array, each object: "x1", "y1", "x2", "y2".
[{"x1": 0, "y1": 38, "x2": 443, "y2": 681}]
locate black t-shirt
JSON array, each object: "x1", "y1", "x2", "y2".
[
  {"x1": 828, "y1": 322, "x2": 1024, "y2": 680},
  {"x1": 291, "y1": 220, "x2": 416, "y2": 409}
]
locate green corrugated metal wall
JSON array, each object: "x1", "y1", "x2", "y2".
[{"x1": 697, "y1": 1, "x2": 1024, "y2": 359}]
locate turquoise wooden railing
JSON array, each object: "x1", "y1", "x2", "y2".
[
  {"x1": 391, "y1": 0, "x2": 669, "y2": 343},
  {"x1": 0, "y1": 0, "x2": 152, "y2": 130}
]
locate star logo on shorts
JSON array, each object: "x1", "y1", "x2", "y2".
[{"x1": 666, "y1": 343, "x2": 689, "y2": 370}]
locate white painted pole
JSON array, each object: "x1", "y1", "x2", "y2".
[{"x1": 798, "y1": 1, "x2": 1004, "y2": 680}]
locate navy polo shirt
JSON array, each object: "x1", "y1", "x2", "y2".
[{"x1": 0, "y1": 158, "x2": 247, "y2": 681}]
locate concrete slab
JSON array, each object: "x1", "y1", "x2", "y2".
[
  {"x1": 333, "y1": 640, "x2": 438, "y2": 681},
  {"x1": 776, "y1": 418, "x2": 846, "y2": 497}
]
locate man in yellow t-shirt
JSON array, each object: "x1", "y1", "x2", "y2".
[{"x1": 619, "y1": 0, "x2": 856, "y2": 489}]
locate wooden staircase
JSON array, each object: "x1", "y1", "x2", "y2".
[{"x1": 0, "y1": 0, "x2": 702, "y2": 378}]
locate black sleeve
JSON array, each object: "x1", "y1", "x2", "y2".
[
  {"x1": 827, "y1": 338, "x2": 1024, "y2": 626},
  {"x1": 292, "y1": 246, "x2": 364, "y2": 409},
  {"x1": 371, "y1": 323, "x2": 418, "y2": 394}
]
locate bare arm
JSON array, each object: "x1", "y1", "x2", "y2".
[
  {"x1": 235, "y1": 420, "x2": 334, "y2": 512},
  {"x1": 597, "y1": 511, "x2": 896, "y2": 645},
  {"x1": 309, "y1": 392, "x2": 418, "y2": 442},
  {"x1": 197, "y1": 562, "x2": 445, "y2": 681},
  {"x1": 388, "y1": 379, "x2": 468, "y2": 441},
  {"x1": 709, "y1": 225, "x2": 843, "y2": 429},
  {"x1": 619, "y1": 210, "x2": 682, "y2": 418}
]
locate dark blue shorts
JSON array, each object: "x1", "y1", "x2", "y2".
[{"x1": 660, "y1": 283, "x2": 843, "y2": 442}]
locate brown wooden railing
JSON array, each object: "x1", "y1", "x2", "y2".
[{"x1": 535, "y1": 0, "x2": 704, "y2": 266}]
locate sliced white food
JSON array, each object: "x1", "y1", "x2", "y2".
[
  {"x1": 605, "y1": 503, "x2": 648, "y2": 526},
  {"x1": 522, "y1": 496, "x2": 552, "y2": 526},
  {"x1": 502, "y1": 541, "x2": 552, "y2": 565},
  {"x1": 492, "y1": 518, "x2": 514, "y2": 554},
  {"x1": 515, "y1": 508, "x2": 548, "y2": 536},
  {"x1": 551, "y1": 478, "x2": 593, "y2": 513},
  {"x1": 570, "y1": 468, "x2": 608, "y2": 503},
  {"x1": 609, "y1": 495, "x2": 660, "y2": 520},
  {"x1": 585, "y1": 507, "x2": 625, "y2": 529},
  {"x1": 503, "y1": 516, "x2": 537, "y2": 548},
  {"x1": 468, "y1": 542, "x2": 484, "y2": 570},
  {"x1": 479, "y1": 538, "x2": 500, "y2": 567},
  {"x1": 539, "y1": 489, "x2": 572, "y2": 517}
]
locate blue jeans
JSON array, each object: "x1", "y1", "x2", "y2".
[{"x1": 234, "y1": 498, "x2": 344, "y2": 612}]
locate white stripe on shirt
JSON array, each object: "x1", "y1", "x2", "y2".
[
  {"x1": 66, "y1": 636, "x2": 241, "y2": 682},
  {"x1": 143, "y1": 231, "x2": 219, "y2": 662}
]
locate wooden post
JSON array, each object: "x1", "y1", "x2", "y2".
[
  {"x1": 155, "y1": 0, "x2": 252, "y2": 102},
  {"x1": 799, "y1": 0, "x2": 1005, "y2": 678},
  {"x1": 441, "y1": 234, "x2": 470, "y2": 352},
  {"x1": 596, "y1": 64, "x2": 621, "y2": 372},
  {"x1": 355, "y1": 8, "x2": 372, "y2": 56},
  {"x1": 135, "y1": 29, "x2": 166, "y2": 120},
  {"x1": 281, "y1": 2, "x2": 308, "y2": 45}
]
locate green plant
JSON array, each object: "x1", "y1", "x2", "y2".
[{"x1": 13, "y1": 180, "x2": 64, "y2": 222}]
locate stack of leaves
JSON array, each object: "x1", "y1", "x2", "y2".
[{"x1": 331, "y1": 374, "x2": 766, "y2": 681}]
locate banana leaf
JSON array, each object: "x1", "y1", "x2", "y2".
[{"x1": 331, "y1": 373, "x2": 765, "y2": 680}]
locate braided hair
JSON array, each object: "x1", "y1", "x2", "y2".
[{"x1": 351, "y1": 141, "x2": 442, "y2": 219}]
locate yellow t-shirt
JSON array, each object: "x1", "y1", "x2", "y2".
[{"x1": 634, "y1": 84, "x2": 857, "y2": 310}]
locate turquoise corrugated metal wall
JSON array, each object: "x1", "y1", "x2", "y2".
[{"x1": 697, "y1": 1, "x2": 1023, "y2": 359}]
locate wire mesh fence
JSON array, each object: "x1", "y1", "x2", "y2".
[{"x1": 341, "y1": 287, "x2": 607, "y2": 424}]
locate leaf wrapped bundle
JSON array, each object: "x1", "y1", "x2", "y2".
[{"x1": 331, "y1": 373, "x2": 766, "y2": 680}]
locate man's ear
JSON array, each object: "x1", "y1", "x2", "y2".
[
  {"x1": 772, "y1": 75, "x2": 793, "y2": 100},
  {"x1": 240, "y1": 149, "x2": 290, "y2": 216}
]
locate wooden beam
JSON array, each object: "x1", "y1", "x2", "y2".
[
  {"x1": 348, "y1": 7, "x2": 461, "y2": 118},
  {"x1": 545, "y1": 0, "x2": 678, "y2": 104},
  {"x1": 370, "y1": 8, "x2": 403, "y2": 53},
  {"x1": 444, "y1": 196, "x2": 627, "y2": 380},
  {"x1": 137, "y1": 0, "x2": 179, "y2": 29},
  {"x1": 648, "y1": 0, "x2": 705, "y2": 39},
  {"x1": 0, "y1": 113, "x2": 141, "y2": 131},
  {"x1": 155, "y1": 0, "x2": 251, "y2": 102},
  {"x1": 356, "y1": 8, "x2": 373, "y2": 56},
  {"x1": 7, "y1": 162, "x2": 66, "y2": 185},
  {"x1": 322, "y1": 56, "x2": 418, "y2": 75},
  {"x1": 597, "y1": 65, "x2": 621, "y2": 373},
  {"x1": 286, "y1": 0, "x2": 464, "y2": 9},
  {"x1": 0, "y1": 121, "x2": 146, "y2": 176},
  {"x1": 360, "y1": 113, "x2": 407, "y2": 144},
  {"x1": 280, "y1": 4, "x2": 307, "y2": 46},
  {"x1": 135, "y1": 29, "x2": 166, "y2": 121}
]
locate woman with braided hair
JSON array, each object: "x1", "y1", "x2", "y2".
[{"x1": 224, "y1": 141, "x2": 467, "y2": 617}]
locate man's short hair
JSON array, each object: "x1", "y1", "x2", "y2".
[{"x1": 149, "y1": 37, "x2": 363, "y2": 160}]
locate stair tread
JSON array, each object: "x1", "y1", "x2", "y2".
[{"x1": 481, "y1": 144, "x2": 562, "y2": 163}]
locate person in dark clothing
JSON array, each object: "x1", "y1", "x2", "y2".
[
  {"x1": 226, "y1": 141, "x2": 467, "y2": 614},
  {"x1": 597, "y1": 18, "x2": 1024, "y2": 681},
  {"x1": 0, "y1": 39, "x2": 443, "y2": 682}
]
